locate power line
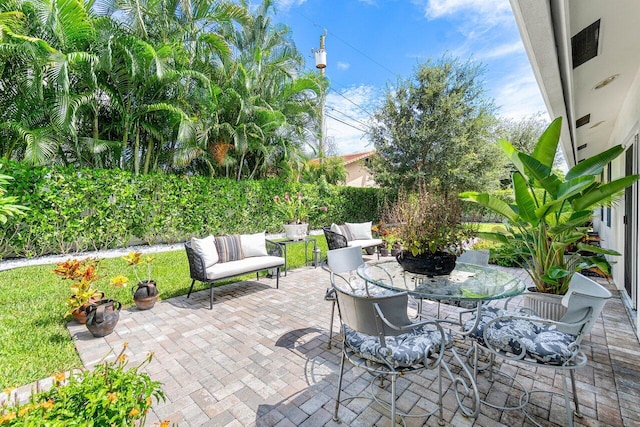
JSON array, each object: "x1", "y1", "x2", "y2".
[
  {"x1": 324, "y1": 112, "x2": 369, "y2": 134},
  {"x1": 326, "y1": 106, "x2": 370, "y2": 129},
  {"x1": 291, "y1": 9, "x2": 398, "y2": 79},
  {"x1": 328, "y1": 86, "x2": 375, "y2": 118}
]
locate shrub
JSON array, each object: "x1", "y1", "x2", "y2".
[{"x1": 0, "y1": 346, "x2": 164, "y2": 426}]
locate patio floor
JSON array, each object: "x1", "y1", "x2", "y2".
[{"x1": 67, "y1": 261, "x2": 640, "y2": 426}]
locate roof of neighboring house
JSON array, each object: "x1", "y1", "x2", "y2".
[{"x1": 308, "y1": 150, "x2": 376, "y2": 166}]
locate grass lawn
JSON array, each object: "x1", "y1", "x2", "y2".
[{"x1": 0, "y1": 235, "x2": 328, "y2": 390}]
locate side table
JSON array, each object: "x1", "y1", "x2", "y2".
[{"x1": 277, "y1": 237, "x2": 317, "y2": 276}]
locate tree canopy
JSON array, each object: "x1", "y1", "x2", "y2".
[
  {"x1": 368, "y1": 57, "x2": 502, "y2": 194},
  {"x1": 0, "y1": 0, "x2": 326, "y2": 180}
]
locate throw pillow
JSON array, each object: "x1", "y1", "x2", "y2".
[
  {"x1": 240, "y1": 232, "x2": 268, "y2": 257},
  {"x1": 330, "y1": 223, "x2": 344, "y2": 236},
  {"x1": 190, "y1": 235, "x2": 219, "y2": 267},
  {"x1": 338, "y1": 225, "x2": 355, "y2": 241},
  {"x1": 345, "y1": 222, "x2": 373, "y2": 240},
  {"x1": 215, "y1": 235, "x2": 244, "y2": 263}
]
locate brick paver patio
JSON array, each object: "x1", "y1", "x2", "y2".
[{"x1": 67, "y1": 262, "x2": 640, "y2": 426}]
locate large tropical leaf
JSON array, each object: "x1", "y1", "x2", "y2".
[
  {"x1": 513, "y1": 172, "x2": 538, "y2": 225},
  {"x1": 518, "y1": 152, "x2": 560, "y2": 196},
  {"x1": 475, "y1": 231, "x2": 510, "y2": 244},
  {"x1": 572, "y1": 175, "x2": 640, "y2": 211},
  {"x1": 531, "y1": 116, "x2": 561, "y2": 168},
  {"x1": 565, "y1": 144, "x2": 624, "y2": 180},
  {"x1": 459, "y1": 191, "x2": 519, "y2": 222}
]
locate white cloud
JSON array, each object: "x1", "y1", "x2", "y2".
[
  {"x1": 492, "y1": 70, "x2": 548, "y2": 120},
  {"x1": 323, "y1": 85, "x2": 382, "y2": 155},
  {"x1": 477, "y1": 41, "x2": 524, "y2": 60},
  {"x1": 336, "y1": 61, "x2": 350, "y2": 70},
  {"x1": 273, "y1": 0, "x2": 307, "y2": 12},
  {"x1": 419, "y1": 0, "x2": 512, "y2": 22}
]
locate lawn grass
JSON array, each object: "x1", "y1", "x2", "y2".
[{"x1": 0, "y1": 235, "x2": 328, "y2": 389}]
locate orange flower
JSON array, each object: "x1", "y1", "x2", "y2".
[
  {"x1": 110, "y1": 275, "x2": 129, "y2": 288},
  {"x1": 3, "y1": 387, "x2": 15, "y2": 396},
  {"x1": 159, "y1": 420, "x2": 170, "y2": 427},
  {"x1": 52, "y1": 372, "x2": 66, "y2": 384},
  {"x1": 41, "y1": 400, "x2": 54, "y2": 410},
  {"x1": 145, "y1": 397, "x2": 152, "y2": 407},
  {"x1": 117, "y1": 353, "x2": 128, "y2": 363},
  {"x1": 0, "y1": 412, "x2": 17, "y2": 423},
  {"x1": 107, "y1": 392, "x2": 118, "y2": 402},
  {"x1": 129, "y1": 408, "x2": 140, "y2": 417},
  {"x1": 122, "y1": 252, "x2": 142, "y2": 266}
]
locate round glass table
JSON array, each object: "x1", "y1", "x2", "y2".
[
  {"x1": 357, "y1": 260, "x2": 525, "y2": 302},
  {"x1": 357, "y1": 259, "x2": 527, "y2": 419}
]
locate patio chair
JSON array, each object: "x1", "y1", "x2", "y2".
[
  {"x1": 322, "y1": 225, "x2": 382, "y2": 258},
  {"x1": 331, "y1": 270, "x2": 448, "y2": 425},
  {"x1": 462, "y1": 273, "x2": 611, "y2": 426},
  {"x1": 323, "y1": 246, "x2": 395, "y2": 349}
]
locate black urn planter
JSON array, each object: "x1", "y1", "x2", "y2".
[
  {"x1": 396, "y1": 251, "x2": 457, "y2": 276},
  {"x1": 85, "y1": 299, "x2": 121, "y2": 337},
  {"x1": 133, "y1": 280, "x2": 159, "y2": 310}
]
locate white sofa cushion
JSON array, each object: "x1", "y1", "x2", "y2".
[
  {"x1": 240, "y1": 231, "x2": 268, "y2": 257},
  {"x1": 345, "y1": 222, "x2": 373, "y2": 240},
  {"x1": 348, "y1": 238, "x2": 383, "y2": 249},
  {"x1": 330, "y1": 223, "x2": 343, "y2": 235},
  {"x1": 190, "y1": 235, "x2": 219, "y2": 267},
  {"x1": 205, "y1": 256, "x2": 285, "y2": 280}
]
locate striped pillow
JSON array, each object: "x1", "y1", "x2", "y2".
[
  {"x1": 339, "y1": 225, "x2": 355, "y2": 241},
  {"x1": 215, "y1": 235, "x2": 244, "y2": 263}
]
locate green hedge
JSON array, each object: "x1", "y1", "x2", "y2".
[{"x1": 0, "y1": 162, "x2": 391, "y2": 258}]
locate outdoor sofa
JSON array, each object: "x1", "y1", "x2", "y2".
[{"x1": 185, "y1": 232, "x2": 285, "y2": 309}]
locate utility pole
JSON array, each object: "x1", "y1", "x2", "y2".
[{"x1": 312, "y1": 30, "x2": 327, "y2": 162}]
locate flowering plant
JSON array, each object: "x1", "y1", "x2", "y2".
[
  {"x1": 53, "y1": 257, "x2": 128, "y2": 317},
  {"x1": 273, "y1": 193, "x2": 327, "y2": 224},
  {"x1": 122, "y1": 251, "x2": 154, "y2": 283},
  {"x1": 0, "y1": 345, "x2": 166, "y2": 426}
]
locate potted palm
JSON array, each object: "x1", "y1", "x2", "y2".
[
  {"x1": 384, "y1": 184, "x2": 475, "y2": 276},
  {"x1": 460, "y1": 117, "x2": 639, "y2": 318}
]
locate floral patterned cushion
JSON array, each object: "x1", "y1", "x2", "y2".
[
  {"x1": 343, "y1": 324, "x2": 452, "y2": 368},
  {"x1": 464, "y1": 306, "x2": 578, "y2": 365}
]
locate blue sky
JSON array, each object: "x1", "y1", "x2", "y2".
[{"x1": 271, "y1": 0, "x2": 548, "y2": 155}]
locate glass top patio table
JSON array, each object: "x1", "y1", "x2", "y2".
[{"x1": 357, "y1": 260, "x2": 526, "y2": 301}]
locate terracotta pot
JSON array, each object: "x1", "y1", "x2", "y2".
[
  {"x1": 85, "y1": 299, "x2": 121, "y2": 337},
  {"x1": 132, "y1": 280, "x2": 159, "y2": 310},
  {"x1": 396, "y1": 251, "x2": 457, "y2": 276},
  {"x1": 70, "y1": 291, "x2": 105, "y2": 324}
]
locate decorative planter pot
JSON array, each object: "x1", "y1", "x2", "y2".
[
  {"x1": 71, "y1": 291, "x2": 105, "y2": 324},
  {"x1": 85, "y1": 299, "x2": 121, "y2": 337},
  {"x1": 380, "y1": 247, "x2": 390, "y2": 257},
  {"x1": 396, "y1": 251, "x2": 457, "y2": 276},
  {"x1": 283, "y1": 223, "x2": 309, "y2": 241},
  {"x1": 522, "y1": 288, "x2": 567, "y2": 321},
  {"x1": 133, "y1": 280, "x2": 159, "y2": 310}
]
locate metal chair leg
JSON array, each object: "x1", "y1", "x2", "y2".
[
  {"x1": 333, "y1": 348, "x2": 346, "y2": 422},
  {"x1": 187, "y1": 279, "x2": 195, "y2": 298},
  {"x1": 570, "y1": 369, "x2": 582, "y2": 418},
  {"x1": 328, "y1": 299, "x2": 336, "y2": 349},
  {"x1": 390, "y1": 373, "x2": 397, "y2": 426},
  {"x1": 561, "y1": 370, "x2": 574, "y2": 427},
  {"x1": 209, "y1": 284, "x2": 214, "y2": 310}
]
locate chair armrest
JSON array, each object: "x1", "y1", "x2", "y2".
[
  {"x1": 265, "y1": 239, "x2": 283, "y2": 257},
  {"x1": 323, "y1": 227, "x2": 348, "y2": 250},
  {"x1": 184, "y1": 242, "x2": 208, "y2": 282}
]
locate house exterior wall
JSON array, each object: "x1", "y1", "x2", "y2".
[{"x1": 344, "y1": 162, "x2": 376, "y2": 188}]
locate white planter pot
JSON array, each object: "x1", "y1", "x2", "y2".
[
  {"x1": 522, "y1": 289, "x2": 567, "y2": 321},
  {"x1": 283, "y1": 223, "x2": 308, "y2": 241}
]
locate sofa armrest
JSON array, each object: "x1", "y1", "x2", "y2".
[
  {"x1": 266, "y1": 239, "x2": 283, "y2": 257},
  {"x1": 184, "y1": 242, "x2": 208, "y2": 282}
]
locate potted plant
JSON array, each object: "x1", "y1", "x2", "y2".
[
  {"x1": 123, "y1": 251, "x2": 159, "y2": 310},
  {"x1": 383, "y1": 183, "x2": 475, "y2": 276},
  {"x1": 460, "y1": 117, "x2": 639, "y2": 318},
  {"x1": 273, "y1": 193, "x2": 327, "y2": 240},
  {"x1": 54, "y1": 257, "x2": 127, "y2": 336}
]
